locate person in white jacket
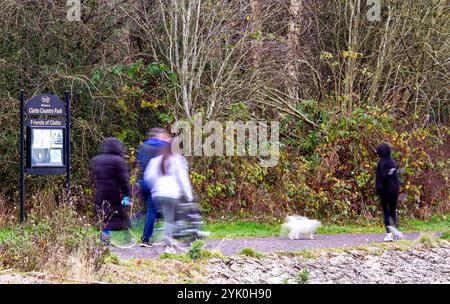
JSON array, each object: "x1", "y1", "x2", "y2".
[{"x1": 143, "y1": 139, "x2": 193, "y2": 251}]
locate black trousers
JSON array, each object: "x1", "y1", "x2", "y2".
[{"x1": 380, "y1": 192, "x2": 398, "y2": 233}]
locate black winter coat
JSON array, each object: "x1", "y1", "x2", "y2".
[
  {"x1": 90, "y1": 138, "x2": 131, "y2": 230},
  {"x1": 375, "y1": 143, "x2": 400, "y2": 199}
]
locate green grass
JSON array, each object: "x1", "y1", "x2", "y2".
[
  {"x1": 159, "y1": 252, "x2": 191, "y2": 262},
  {"x1": 239, "y1": 247, "x2": 265, "y2": 258},
  {"x1": 2, "y1": 214, "x2": 448, "y2": 243},
  {"x1": 0, "y1": 228, "x2": 13, "y2": 241},
  {"x1": 316, "y1": 223, "x2": 383, "y2": 234},
  {"x1": 400, "y1": 215, "x2": 450, "y2": 233},
  {"x1": 296, "y1": 269, "x2": 310, "y2": 284},
  {"x1": 108, "y1": 219, "x2": 164, "y2": 246},
  {"x1": 204, "y1": 220, "x2": 386, "y2": 239},
  {"x1": 202, "y1": 214, "x2": 449, "y2": 239},
  {"x1": 440, "y1": 231, "x2": 449, "y2": 240},
  {"x1": 203, "y1": 221, "x2": 281, "y2": 238}
]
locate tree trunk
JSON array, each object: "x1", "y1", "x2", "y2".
[
  {"x1": 287, "y1": 0, "x2": 302, "y2": 103},
  {"x1": 250, "y1": 0, "x2": 263, "y2": 81}
]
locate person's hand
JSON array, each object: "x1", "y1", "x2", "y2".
[{"x1": 121, "y1": 196, "x2": 132, "y2": 206}]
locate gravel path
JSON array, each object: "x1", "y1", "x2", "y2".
[{"x1": 111, "y1": 232, "x2": 421, "y2": 260}]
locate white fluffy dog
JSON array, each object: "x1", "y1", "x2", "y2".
[{"x1": 281, "y1": 215, "x2": 321, "y2": 240}]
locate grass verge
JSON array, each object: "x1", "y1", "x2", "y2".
[
  {"x1": 203, "y1": 214, "x2": 449, "y2": 239},
  {"x1": 3, "y1": 214, "x2": 448, "y2": 245}
]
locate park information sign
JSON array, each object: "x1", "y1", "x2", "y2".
[{"x1": 19, "y1": 90, "x2": 71, "y2": 223}]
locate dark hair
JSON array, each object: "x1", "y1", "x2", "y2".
[
  {"x1": 100, "y1": 137, "x2": 123, "y2": 155},
  {"x1": 376, "y1": 143, "x2": 392, "y2": 159},
  {"x1": 160, "y1": 143, "x2": 173, "y2": 175},
  {"x1": 147, "y1": 128, "x2": 170, "y2": 138}
]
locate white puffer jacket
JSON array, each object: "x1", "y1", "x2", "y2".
[{"x1": 144, "y1": 154, "x2": 193, "y2": 201}]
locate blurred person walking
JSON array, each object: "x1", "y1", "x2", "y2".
[
  {"x1": 143, "y1": 139, "x2": 194, "y2": 253},
  {"x1": 90, "y1": 137, "x2": 132, "y2": 244},
  {"x1": 375, "y1": 143, "x2": 404, "y2": 242},
  {"x1": 135, "y1": 128, "x2": 171, "y2": 247}
]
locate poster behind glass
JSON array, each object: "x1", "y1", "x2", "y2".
[{"x1": 31, "y1": 128, "x2": 64, "y2": 167}]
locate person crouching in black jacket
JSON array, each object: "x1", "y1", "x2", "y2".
[
  {"x1": 90, "y1": 137, "x2": 131, "y2": 243},
  {"x1": 375, "y1": 143, "x2": 404, "y2": 242}
]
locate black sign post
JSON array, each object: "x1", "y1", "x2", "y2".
[
  {"x1": 19, "y1": 90, "x2": 71, "y2": 223},
  {"x1": 65, "y1": 91, "x2": 71, "y2": 191},
  {"x1": 19, "y1": 90, "x2": 25, "y2": 223}
]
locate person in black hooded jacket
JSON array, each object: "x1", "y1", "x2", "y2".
[
  {"x1": 90, "y1": 137, "x2": 131, "y2": 241},
  {"x1": 375, "y1": 143, "x2": 403, "y2": 241}
]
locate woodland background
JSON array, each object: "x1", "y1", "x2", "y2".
[{"x1": 0, "y1": 0, "x2": 448, "y2": 224}]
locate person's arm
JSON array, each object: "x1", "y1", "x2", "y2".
[
  {"x1": 135, "y1": 144, "x2": 147, "y2": 178},
  {"x1": 176, "y1": 156, "x2": 194, "y2": 201},
  {"x1": 143, "y1": 158, "x2": 156, "y2": 189},
  {"x1": 116, "y1": 158, "x2": 131, "y2": 197},
  {"x1": 89, "y1": 158, "x2": 95, "y2": 186},
  {"x1": 375, "y1": 162, "x2": 384, "y2": 195}
]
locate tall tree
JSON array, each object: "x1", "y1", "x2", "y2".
[
  {"x1": 250, "y1": 0, "x2": 263, "y2": 83},
  {"x1": 286, "y1": 0, "x2": 301, "y2": 102}
]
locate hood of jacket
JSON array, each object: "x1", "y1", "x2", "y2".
[
  {"x1": 100, "y1": 137, "x2": 123, "y2": 155},
  {"x1": 376, "y1": 143, "x2": 392, "y2": 159},
  {"x1": 143, "y1": 138, "x2": 169, "y2": 147}
]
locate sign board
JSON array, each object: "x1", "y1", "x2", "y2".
[
  {"x1": 30, "y1": 128, "x2": 64, "y2": 167},
  {"x1": 28, "y1": 119, "x2": 65, "y2": 127},
  {"x1": 19, "y1": 90, "x2": 71, "y2": 223},
  {"x1": 26, "y1": 94, "x2": 66, "y2": 116},
  {"x1": 23, "y1": 94, "x2": 68, "y2": 173}
]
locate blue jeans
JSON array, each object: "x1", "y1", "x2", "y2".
[
  {"x1": 101, "y1": 228, "x2": 110, "y2": 244},
  {"x1": 141, "y1": 187, "x2": 160, "y2": 243}
]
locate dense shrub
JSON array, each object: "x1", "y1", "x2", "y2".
[
  {"x1": 0, "y1": 1, "x2": 448, "y2": 225},
  {"x1": 190, "y1": 107, "x2": 449, "y2": 222},
  {"x1": 0, "y1": 203, "x2": 109, "y2": 279}
]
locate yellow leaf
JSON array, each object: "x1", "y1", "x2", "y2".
[{"x1": 140, "y1": 100, "x2": 151, "y2": 108}]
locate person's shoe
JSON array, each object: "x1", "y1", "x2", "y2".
[
  {"x1": 164, "y1": 246, "x2": 176, "y2": 254},
  {"x1": 172, "y1": 242, "x2": 188, "y2": 252},
  {"x1": 100, "y1": 233, "x2": 110, "y2": 246},
  {"x1": 196, "y1": 231, "x2": 210, "y2": 238},
  {"x1": 384, "y1": 232, "x2": 394, "y2": 242},
  {"x1": 388, "y1": 226, "x2": 404, "y2": 240},
  {"x1": 140, "y1": 241, "x2": 153, "y2": 248},
  {"x1": 164, "y1": 236, "x2": 178, "y2": 247}
]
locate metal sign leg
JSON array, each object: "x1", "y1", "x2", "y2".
[{"x1": 19, "y1": 89, "x2": 25, "y2": 223}]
